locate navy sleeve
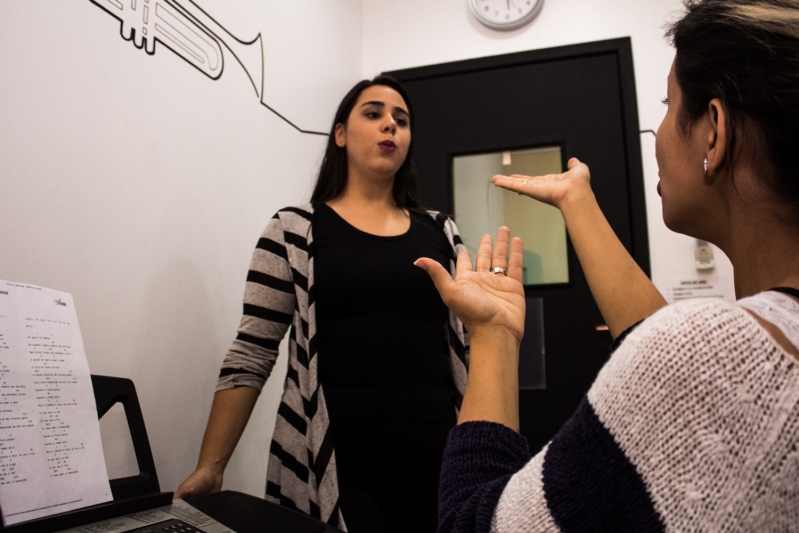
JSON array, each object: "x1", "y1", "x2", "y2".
[
  {"x1": 609, "y1": 319, "x2": 643, "y2": 354},
  {"x1": 438, "y1": 422, "x2": 532, "y2": 533}
]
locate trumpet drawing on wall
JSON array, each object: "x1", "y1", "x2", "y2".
[{"x1": 90, "y1": 0, "x2": 325, "y2": 135}]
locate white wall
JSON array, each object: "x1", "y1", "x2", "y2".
[
  {"x1": 0, "y1": 0, "x2": 362, "y2": 496},
  {"x1": 1, "y1": 0, "x2": 738, "y2": 505},
  {"x1": 362, "y1": 0, "x2": 735, "y2": 298}
]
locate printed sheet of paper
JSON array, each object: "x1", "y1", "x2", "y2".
[
  {"x1": 55, "y1": 499, "x2": 236, "y2": 533},
  {"x1": 655, "y1": 276, "x2": 736, "y2": 305},
  {"x1": 0, "y1": 280, "x2": 112, "y2": 525}
]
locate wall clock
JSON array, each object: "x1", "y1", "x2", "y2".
[{"x1": 469, "y1": 0, "x2": 544, "y2": 31}]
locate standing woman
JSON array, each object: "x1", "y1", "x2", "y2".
[{"x1": 175, "y1": 77, "x2": 469, "y2": 533}]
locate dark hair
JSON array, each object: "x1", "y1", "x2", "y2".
[
  {"x1": 666, "y1": 0, "x2": 799, "y2": 220},
  {"x1": 310, "y1": 76, "x2": 420, "y2": 208}
]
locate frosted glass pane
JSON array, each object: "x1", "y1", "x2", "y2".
[{"x1": 453, "y1": 146, "x2": 568, "y2": 285}]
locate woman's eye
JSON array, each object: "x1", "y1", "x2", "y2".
[
  {"x1": 365, "y1": 111, "x2": 380, "y2": 119},
  {"x1": 396, "y1": 117, "x2": 408, "y2": 127},
  {"x1": 661, "y1": 97, "x2": 669, "y2": 105}
]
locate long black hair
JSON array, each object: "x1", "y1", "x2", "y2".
[
  {"x1": 667, "y1": 0, "x2": 799, "y2": 222},
  {"x1": 310, "y1": 76, "x2": 420, "y2": 208}
]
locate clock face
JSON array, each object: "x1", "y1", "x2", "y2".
[{"x1": 469, "y1": 0, "x2": 544, "y2": 31}]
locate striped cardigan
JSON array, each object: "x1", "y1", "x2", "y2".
[{"x1": 217, "y1": 204, "x2": 470, "y2": 530}]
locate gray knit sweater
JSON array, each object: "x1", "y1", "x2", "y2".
[
  {"x1": 216, "y1": 204, "x2": 469, "y2": 530},
  {"x1": 439, "y1": 295, "x2": 799, "y2": 533}
]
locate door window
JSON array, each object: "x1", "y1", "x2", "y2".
[{"x1": 452, "y1": 146, "x2": 568, "y2": 286}]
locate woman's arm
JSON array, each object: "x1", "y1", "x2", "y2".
[
  {"x1": 416, "y1": 227, "x2": 525, "y2": 429},
  {"x1": 176, "y1": 211, "x2": 298, "y2": 499},
  {"x1": 416, "y1": 228, "x2": 529, "y2": 532},
  {"x1": 174, "y1": 386, "x2": 259, "y2": 499},
  {"x1": 492, "y1": 158, "x2": 666, "y2": 338},
  {"x1": 414, "y1": 211, "x2": 666, "y2": 533}
]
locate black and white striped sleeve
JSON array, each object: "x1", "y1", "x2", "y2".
[{"x1": 217, "y1": 213, "x2": 296, "y2": 392}]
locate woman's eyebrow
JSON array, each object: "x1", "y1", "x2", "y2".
[{"x1": 360, "y1": 101, "x2": 409, "y2": 116}]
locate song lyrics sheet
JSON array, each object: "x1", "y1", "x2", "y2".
[{"x1": 0, "y1": 280, "x2": 111, "y2": 526}]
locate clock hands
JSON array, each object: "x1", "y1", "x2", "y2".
[{"x1": 471, "y1": 0, "x2": 542, "y2": 29}]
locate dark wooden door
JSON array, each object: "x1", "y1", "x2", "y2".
[{"x1": 386, "y1": 38, "x2": 649, "y2": 453}]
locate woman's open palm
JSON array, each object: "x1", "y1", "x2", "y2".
[
  {"x1": 491, "y1": 157, "x2": 592, "y2": 209},
  {"x1": 416, "y1": 227, "x2": 525, "y2": 343}
]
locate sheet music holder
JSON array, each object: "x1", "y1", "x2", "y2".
[{"x1": 1, "y1": 376, "x2": 172, "y2": 533}]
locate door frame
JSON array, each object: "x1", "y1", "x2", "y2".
[{"x1": 385, "y1": 37, "x2": 650, "y2": 275}]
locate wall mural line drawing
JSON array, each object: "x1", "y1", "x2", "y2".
[{"x1": 90, "y1": 0, "x2": 328, "y2": 136}]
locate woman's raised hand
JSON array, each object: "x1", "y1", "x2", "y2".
[
  {"x1": 491, "y1": 157, "x2": 592, "y2": 209},
  {"x1": 417, "y1": 227, "x2": 526, "y2": 430},
  {"x1": 415, "y1": 227, "x2": 525, "y2": 344},
  {"x1": 494, "y1": 156, "x2": 667, "y2": 338}
]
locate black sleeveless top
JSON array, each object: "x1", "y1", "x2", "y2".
[{"x1": 313, "y1": 203, "x2": 456, "y2": 483}]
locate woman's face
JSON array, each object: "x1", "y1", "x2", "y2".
[
  {"x1": 655, "y1": 61, "x2": 709, "y2": 235},
  {"x1": 335, "y1": 85, "x2": 411, "y2": 181}
]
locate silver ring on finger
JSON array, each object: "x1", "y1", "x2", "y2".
[{"x1": 490, "y1": 267, "x2": 508, "y2": 276}]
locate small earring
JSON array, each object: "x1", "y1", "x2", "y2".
[{"x1": 703, "y1": 158, "x2": 708, "y2": 175}]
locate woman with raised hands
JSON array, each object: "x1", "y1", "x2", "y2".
[{"x1": 418, "y1": 1, "x2": 799, "y2": 531}]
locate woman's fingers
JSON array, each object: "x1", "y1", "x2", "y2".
[
  {"x1": 508, "y1": 237, "x2": 524, "y2": 283},
  {"x1": 418, "y1": 229, "x2": 521, "y2": 294},
  {"x1": 416, "y1": 256, "x2": 457, "y2": 298},
  {"x1": 455, "y1": 248, "x2": 473, "y2": 275},
  {"x1": 491, "y1": 157, "x2": 590, "y2": 208},
  {"x1": 491, "y1": 174, "x2": 529, "y2": 195},
  {"x1": 492, "y1": 227, "x2": 510, "y2": 270},
  {"x1": 458, "y1": 229, "x2": 519, "y2": 277},
  {"x1": 475, "y1": 234, "x2": 494, "y2": 272},
  {"x1": 492, "y1": 172, "x2": 559, "y2": 203}
]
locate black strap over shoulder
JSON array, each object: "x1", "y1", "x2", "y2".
[{"x1": 770, "y1": 286, "x2": 799, "y2": 299}]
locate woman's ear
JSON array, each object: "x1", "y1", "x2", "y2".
[
  {"x1": 705, "y1": 98, "x2": 728, "y2": 178},
  {"x1": 334, "y1": 123, "x2": 346, "y2": 148}
]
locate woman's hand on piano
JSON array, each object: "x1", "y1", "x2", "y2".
[{"x1": 174, "y1": 465, "x2": 223, "y2": 500}]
